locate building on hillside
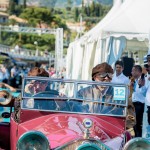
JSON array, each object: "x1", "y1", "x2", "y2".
[
  {"x1": 19, "y1": 0, "x2": 39, "y2": 7},
  {"x1": 0, "y1": 12, "x2": 9, "y2": 23},
  {"x1": 0, "y1": 0, "x2": 9, "y2": 11},
  {"x1": 83, "y1": 0, "x2": 93, "y2": 6},
  {"x1": 9, "y1": 15, "x2": 28, "y2": 26},
  {"x1": 66, "y1": 22, "x2": 86, "y2": 32}
]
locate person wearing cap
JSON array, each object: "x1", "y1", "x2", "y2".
[
  {"x1": 145, "y1": 54, "x2": 150, "y2": 135},
  {"x1": 76, "y1": 62, "x2": 116, "y2": 113},
  {"x1": 14, "y1": 67, "x2": 69, "y2": 122},
  {"x1": 112, "y1": 60, "x2": 130, "y2": 84},
  {"x1": 24, "y1": 67, "x2": 49, "y2": 95},
  {"x1": 14, "y1": 67, "x2": 50, "y2": 122}
]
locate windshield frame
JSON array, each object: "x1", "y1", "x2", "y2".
[{"x1": 21, "y1": 76, "x2": 129, "y2": 117}]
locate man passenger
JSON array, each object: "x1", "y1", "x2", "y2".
[{"x1": 77, "y1": 62, "x2": 115, "y2": 114}]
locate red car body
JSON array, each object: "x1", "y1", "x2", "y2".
[{"x1": 10, "y1": 111, "x2": 125, "y2": 149}]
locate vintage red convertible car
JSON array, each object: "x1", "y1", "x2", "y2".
[{"x1": 0, "y1": 77, "x2": 150, "y2": 150}]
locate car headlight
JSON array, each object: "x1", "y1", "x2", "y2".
[
  {"x1": 76, "y1": 142, "x2": 102, "y2": 150},
  {"x1": 123, "y1": 137, "x2": 150, "y2": 150},
  {"x1": 17, "y1": 131, "x2": 50, "y2": 150},
  {"x1": 0, "y1": 90, "x2": 12, "y2": 106}
]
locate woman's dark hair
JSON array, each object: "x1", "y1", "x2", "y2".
[
  {"x1": 28, "y1": 67, "x2": 49, "y2": 77},
  {"x1": 133, "y1": 65, "x2": 142, "y2": 73}
]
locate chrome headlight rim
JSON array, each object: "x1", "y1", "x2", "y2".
[
  {"x1": 123, "y1": 137, "x2": 150, "y2": 150},
  {"x1": 17, "y1": 130, "x2": 50, "y2": 150},
  {"x1": 54, "y1": 137, "x2": 111, "y2": 150},
  {"x1": 76, "y1": 142, "x2": 102, "y2": 150}
]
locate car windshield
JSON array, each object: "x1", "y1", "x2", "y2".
[{"x1": 22, "y1": 77, "x2": 128, "y2": 117}]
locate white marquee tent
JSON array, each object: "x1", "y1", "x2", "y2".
[{"x1": 66, "y1": 0, "x2": 150, "y2": 80}]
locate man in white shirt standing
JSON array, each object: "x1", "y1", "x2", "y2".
[
  {"x1": 145, "y1": 54, "x2": 150, "y2": 133},
  {"x1": 112, "y1": 61, "x2": 134, "y2": 131},
  {"x1": 112, "y1": 60, "x2": 130, "y2": 85},
  {"x1": 131, "y1": 65, "x2": 146, "y2": 137}
]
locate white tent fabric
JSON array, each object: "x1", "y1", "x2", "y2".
[
  {"x1": 103, "y1": 0, "x2": 150, "y2": 37},
  {"x1": 106, "y1": 36, "x2": 126, "y2": 67},
  {"x1": 81, "y1": 41, "x2": 97, "y2": 80},
  {"x1": 66, "y1": 40, "x2": 84, "y2": 79},
  {"x1": 66, "y1": 0, "x2": 150, "y2": 80}
]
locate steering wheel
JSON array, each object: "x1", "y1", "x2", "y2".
[{"x1": 33, "y1": 90, "x2": 59, "y2": 97}]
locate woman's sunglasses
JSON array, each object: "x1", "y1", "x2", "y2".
[{"x1": 97, "y1": 73, "x2": 113, "y2": 79}]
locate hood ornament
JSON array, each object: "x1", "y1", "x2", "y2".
[{"x1": 82, "y1": 118, "x2": 93, "y2": 139}]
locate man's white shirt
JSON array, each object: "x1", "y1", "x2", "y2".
[
  {"x1": 145, "y1": 73, "x2": 150, "y2": 106},
  {"x1": 132, "y1": 78, "x2": 146, "y2": 103},
  {"x1": 112, "y1": 72, "x2": 130, "y2": 85}
]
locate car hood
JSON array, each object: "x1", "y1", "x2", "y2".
[{"x1": 18, "y1": 113, "x2": 125, "y2": 149}]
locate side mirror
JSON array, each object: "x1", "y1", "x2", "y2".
[{"x1": 0, "y1": 90, "x2": 13, "y2": 106}]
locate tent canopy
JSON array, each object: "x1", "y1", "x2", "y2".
[{"x1": 103, "y1": 0, "x2": 150, "y2": 38}]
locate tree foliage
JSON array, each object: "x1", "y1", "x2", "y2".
[
  {"x1": 0, "y1": 32, "x2": 55, "y2": 52},
  {"x1": 74, "y1": 7, "x2": 79, "y2": 22},
  {"x1": 20, "y1": 7, "x2": 54, "y2": 27},
  {"x1": 66, "y1": 0, "x2": 73, "y2": 11},
  {"x1": 8, "y1": 0, "x2": 16, "y2": 15},
  {"x1": 8, "y1": 0, "x2": 23, "y2": 15},
  {"x1": 73, "y1": 1, "x2": 111, "y2": 31},
  {"x1": 81, "y1": 1, "x2": 109, "y2": 17},
  {"x1": 19, "y1": 7, "x2": 67, "y2": 29}
]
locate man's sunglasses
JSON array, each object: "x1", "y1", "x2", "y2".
[{"x1": 97, "y1": 73, "x2": 113, "y2": 79}]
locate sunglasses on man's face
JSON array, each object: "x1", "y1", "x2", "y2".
[{"x1": 97, "y1": 73, "x2": 113, "y2": 79}]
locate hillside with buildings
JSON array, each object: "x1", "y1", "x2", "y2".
[{"x1": 0, "y1": 0, "x2": 9, "y2": 11}]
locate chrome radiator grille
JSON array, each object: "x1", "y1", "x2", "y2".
[{"x1": 55, "y1": 138, "x2": 111, "y2": 150}]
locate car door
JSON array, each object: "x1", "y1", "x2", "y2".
[
  {"x1": 0, "y1": 89, "x2": 19, "y2": 150},
  {"x1": 0, "y1": 105, "x2": 11, "y2": 150}
]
